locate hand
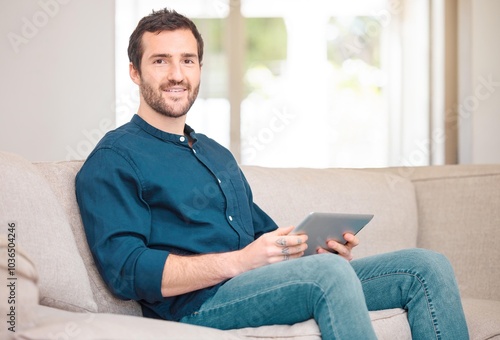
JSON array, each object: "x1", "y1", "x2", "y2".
[
  {"x1": 316, "y1": 233, "x2": 359, "y2": 261},
  {"x1": 237, "y1": 226, "x2": 308, "y2": 271}
]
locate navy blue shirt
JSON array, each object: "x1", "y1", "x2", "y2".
[{"x1": 75, "y1": 115, "x2": 277, "y2": 321}]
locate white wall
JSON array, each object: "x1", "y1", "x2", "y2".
[
  {"x1": 0, "y1": 0, "x2": 115, "y2": 161},
  {"x1": 459, "y1": 0, "x2": 500, "y2": 164}
]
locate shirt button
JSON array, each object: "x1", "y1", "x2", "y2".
[
  {"x1": 193, "y1": 149, "x2": 197, "y2": 154},
  {"x1": 217, "y1": 178, "x2": 221, "y2": 184},
  {"x1": 180, "y1": 136, "x2": 186, "y2": 142},
  {"x1": 228, "y1": 215, "x2": 233, "y2": 222}
]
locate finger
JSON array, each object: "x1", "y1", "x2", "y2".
[
  {"x1": 274, "y1": 234, "x2": 308, "y2": 247},
  {"x1": 280, "y1": 250, "x2": 305, "y2": 262},
  {"x1": 326, "y1": 240, "x2": 345, "y2": 253},
  {"x1": 295, "y1": 234, "x2": 308, "y2": 244},
  {"x1": 343, "y1": 233, "x2": 359, "y2": 248},
  {"x1": 327, "y1": 240, "x2": 353, "y2": 261},
  {"x1": 280, "y1": 243, "x2": 308, "y2": 256},
  {"x1": 326, "y1": 240, "x2": 352, "y2": 260},
  {"x1": 274, "y1": 226, "x2": 294, "y2": 236},
  {"x1": 316, "y1": 246, "x2": 330, "y2": 254},
  {"x1": 316, "y1": 245, "x2": 338, "y2": 254},
  {"x1": 268, "y1": 226, "x2": 295, "y2": 247}
]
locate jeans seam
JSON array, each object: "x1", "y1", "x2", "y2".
[{"x1": 360, "y1": 270, "x2": 440, "y2": 340}]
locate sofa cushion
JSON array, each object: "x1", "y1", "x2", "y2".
[
  {"x1": 0, "y1": 152, "x2": 97, "y2": 313},
  {"x1": 15, "y1": 306, "x2": 412, "y2": 340},
  {"x1": 34, "y1": 160, "x2": 142, "y2": 316},
  {"x1": 15, "y1": 305, "x2": 243, "y2": 340},
  {"x1": 462, "y1": 298, "x2": 500, "y2": 340},
  {"x1": 228, "y1": 309, "x2": 410, "y2": 340},
  {"x1": 462, "y1": 298, "x2": 500, "y2": 339},
  {"x1": 242, "y1": 166, "x2": 418, "y2": 259}
]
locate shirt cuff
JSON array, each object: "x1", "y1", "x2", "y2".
[{"x1": 135, "y1": 248, "x2": 169, "y2": 303}]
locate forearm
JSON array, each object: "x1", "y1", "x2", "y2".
[
  {"x1": 161, "y1": 250, "x2": 245, "y2": 297},
  {"x1": 161, "y1": 226, "x2": 308, "y2": 297}
]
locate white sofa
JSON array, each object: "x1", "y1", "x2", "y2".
[{"x1": 1, "y1": 150, "x2": 499, "y2": 339}]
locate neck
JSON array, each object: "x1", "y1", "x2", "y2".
[{"x1": 137, "y1": 106, "x2": 187, "y2": 136}]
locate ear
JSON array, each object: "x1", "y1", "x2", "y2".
[{"x1": 129, "y1": 62, "x2": 141, "y2": 85}]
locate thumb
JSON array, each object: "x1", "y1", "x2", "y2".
[{"x1": 273, "y1": 225, "x2": 295, "y2": 236}]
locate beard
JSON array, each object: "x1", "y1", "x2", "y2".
[{"x1": 140, "y1": 79, "x2": 200, "y2": 118}]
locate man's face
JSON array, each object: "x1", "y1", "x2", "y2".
[{"x1": 134, "y1": 29, "x2": 201, "y2": 118}]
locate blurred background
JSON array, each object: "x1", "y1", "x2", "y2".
[{"x1": 1, "y1": 0, "x2": 499, "y2": 168}]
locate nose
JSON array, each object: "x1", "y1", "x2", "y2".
[{"x1": 167, "y1": 62, "x2": 184, "y2": 83}]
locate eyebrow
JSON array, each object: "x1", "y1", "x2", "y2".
[{"x1": 149, "y1": 53, "x2": 198, "y2": 59}]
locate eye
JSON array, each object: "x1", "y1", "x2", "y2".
[{"x1": 153, "y1": 59, "x2": 166, "y2": 64}]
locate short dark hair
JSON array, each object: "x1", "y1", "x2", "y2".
[{"x1": 128, "y1": 8, "x2": 204, "y2": 74}]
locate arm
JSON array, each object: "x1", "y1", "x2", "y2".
[
  {"x1": 76, "y1": 149, "x2": 167, "y2": 303},
  {"x1": 161, "y1": 226, "x2": 308, "y2": 297}
]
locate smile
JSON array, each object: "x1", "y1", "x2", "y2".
[{"x1": 164, "y1": 87, "x2": 186, "y2": 93}]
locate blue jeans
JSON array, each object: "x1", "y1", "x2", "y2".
[{"x1": 180, "y1": 249, "x2": 469, "y2": 339}]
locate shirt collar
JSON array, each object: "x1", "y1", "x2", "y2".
[{"x1": 131, "y1": 114, "x2": 197, "y2": 145}]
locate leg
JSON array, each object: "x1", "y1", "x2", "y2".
[
  {"x1": 352, "y1": 248, "x2": 469, "y2": 339},
  {"x1": 180, "y1": 254, "x2": 377, "y2": 339}
]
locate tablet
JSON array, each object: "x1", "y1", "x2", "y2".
[{"x1": 294, "y1": 212, "x2": 374, "y2": 256}]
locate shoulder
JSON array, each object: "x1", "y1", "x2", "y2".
[
  {"x1": 77, "y1": 122, "x2": 145, "y2": 182},
  {"x1": 94, "y1": 121, "x2": 140, "y2": 151}
]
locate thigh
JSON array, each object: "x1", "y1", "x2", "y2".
[{"x1": 180, "y1": 255, "x2": 331, "y2": 329}]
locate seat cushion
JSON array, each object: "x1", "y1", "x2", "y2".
[
  {"x1": 227, "y1": 309, "x2": 410, "y2": 340},
  {"x1": 462, "y1": 298, "x2": 500, "y2": 339},
  {"x1": 15, "y1": 305, "x2": 242, "y2": 340}
]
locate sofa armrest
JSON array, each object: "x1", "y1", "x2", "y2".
[{"x1": 1, "y1": 234, "x2": 39, "y2": 339}]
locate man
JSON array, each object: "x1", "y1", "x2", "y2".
[{"x1": 76, "y1": 8, "x2": 469, "y2": 339}]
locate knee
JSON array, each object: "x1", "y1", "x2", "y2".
[
  {"x1": 295, "y1": 254, "x2": 361, "y2": 288},
  {"x1": 298, "y1": 253, "x2": 353, "y2": 273},
  {"x1": 403, "y1": 248, "x2": 450, "y2": 266},
  {"x1": 399, "y1": 248, "x2": 455, "y2": 280}
]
